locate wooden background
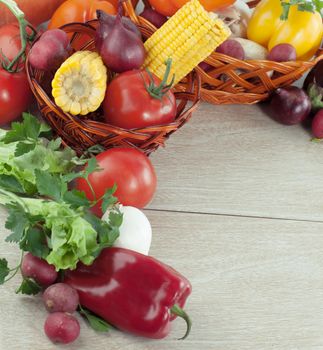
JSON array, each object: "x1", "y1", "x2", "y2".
[{"x1": 1, "y1": 102, "x2": 323, "y2": 350}]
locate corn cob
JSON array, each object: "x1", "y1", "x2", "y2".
[
  {"x1": 52, "y1": 51, "x2": 107, "y2": 116},
  {"x1": 143, "y1": 0, "x2": 231, "y2": 85}
]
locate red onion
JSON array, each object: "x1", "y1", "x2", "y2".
[
  {"x1": 270, "y1": 86, "x2": 311, "y2": 125},
  {"x1": 95, "y1": 9, "x2": 142, "y2": 52},
  {"x1": 97, "y1": 6, "x2": 146, "y2": 73},
  {"x1": 139, "y1": 8, "x2": 168, "y2": 28}
]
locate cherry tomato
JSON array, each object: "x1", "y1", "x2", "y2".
[
  {"x1": 103, "y1": 70, "x2": 177, "y2": 129},
  {"x1": 148, "y1": 0, "x2": 235, "y2": 16},
  {"x1": 48, "y1": 0, "x2": 117, "y2": 29},
  {"x1": 76, "y1": 148, "x2": 157, "y2": 217},
  {"x1": 0, "y1": 69, "x2": 33, "y2": 125}
]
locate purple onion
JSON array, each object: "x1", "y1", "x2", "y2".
[{"x1": 270, "y1": 86, "x2": 311, "y2": 125}]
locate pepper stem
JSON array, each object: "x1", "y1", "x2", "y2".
[
  {"x1": 0, "y1": 0, "x2": 35, "y2": 72},
  {"x1": 171, "y1": 304, "x2": 192, "y2": 340},
  {"x1": 144, "y1": 58, "x2": 175, "y2": 100}
]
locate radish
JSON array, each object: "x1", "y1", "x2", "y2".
[
  {"x1": 21, "y1": 253, "x2": 57, "y2": 287},
  {"x1": 312, "y1": 110, "x2": 323, "y2": 138},
  {"x1": 43, "y1": 283, "x2": 79, "y2": 313},
  {"x1": 44, "y1": 312, "x2": 80, "y2": 344}
]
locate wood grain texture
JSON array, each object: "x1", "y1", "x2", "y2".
[
  {"x1": 149, "y1": 103, "x2": 323, "y2": 222},
  {"x1": 1, "y1": 208, "x2": 323, "y2": 350}
]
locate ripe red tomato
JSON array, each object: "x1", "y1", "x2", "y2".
[
  {"x1": 0, "y1": 24, "x2": 31, "y2": 69},
  {"x1": 103, "y1": 70, "x2": 177, "y2": 129},
  {"x1": 0, "y1": 0, "x2": 65, "y2": 27},
  {"x1": 0, "y1": 69, "x2": 33, "y2": 125},
  {"x1": 76, "y1": 148, "x2": 157, "y2": 217}
]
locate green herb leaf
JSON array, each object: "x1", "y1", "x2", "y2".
[
  {"x1": 5, "y1": 203, "x2": 29, "y2": 243},
  {"x1": 101, "y1": 184, "x2": 118, "y2": 213},
  {"x1": 2, "y1": 114, "x2": 45, "y2": 143},
  {"x1": 84, "y1": 211, "x2": 121, "y2": 248},
  {"x1": 63, "y1": 190, "x2": 91, "y2": 208},
  {"x1": 35, "y1": 170, "x2": 67, "y2": 202},
  {"x1": 84, "y1": 158, "x2": 100, "y2": 177},
  {"x1": 79, "y1": 307, "x2": 112, "y2": 332},
  {"x1": 108, "y1": 210, "x2": 123, "y2": 228},
  {"x1": 16, "y1": 277, "x2": 41, "y2": 295},
  {"x1": 0, "y1": 258, "x2": 10, "y2": 285},
  {"x1": 0, "y1": 174, "x2": 24, "y2": 194},
  {"x1": 47, "y1": 138, "x2": 62, "y2": 151},
  {"x1": 19, "y1": 227, "x2": 49, "y2": 259},
  {"x1": 15, "y1": 141, "x2": 36, "y2": 157},
  {"x1": 62, "y1": 157, "x2": 99, "y2": 183}
]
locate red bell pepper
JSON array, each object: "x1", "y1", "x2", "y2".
[{"x1": 64, "y1": 247, "x2": 192, "y2": 339}]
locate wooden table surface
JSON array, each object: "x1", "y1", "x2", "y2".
[{"x1": 1, "y1": 102, "x2": 323, "y2": 350}]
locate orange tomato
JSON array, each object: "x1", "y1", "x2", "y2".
[
  {"x1": 48, "y1": 0, "x2": 116, "y2": 29},
  {"x1": 148, "y1": 0, "x2": 235, "y2": 16}
]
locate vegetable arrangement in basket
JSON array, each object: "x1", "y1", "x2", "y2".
[{"x1": 23, "y1": 0, "x2": 230, "y2": 154}]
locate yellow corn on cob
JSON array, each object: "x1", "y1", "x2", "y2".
[
  {"x1": 143, "y1": 0, "x2": 230, "y2": 85},
  {"x1": 52, "y1": 51, "x2": 107, "y2": 116}
]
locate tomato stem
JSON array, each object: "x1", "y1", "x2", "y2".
[
  {"x1": 143, "y1": 58, "x2": 175, "y2": 100},
  {"x1": 0, "y1": 0, "x2": 35, "y2": 72}
]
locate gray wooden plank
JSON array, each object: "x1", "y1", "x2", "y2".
[{"x1": 149, "y1": 103, "x2": 323, "y2": 222}]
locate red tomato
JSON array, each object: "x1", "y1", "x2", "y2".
[
  {"x1": 76, "y1": 148, "x2": 157, "y2": 217},
  {"x1": 0, "y1": 24, "x2": 22, "y2": 63},
  {"x1": 0, "y1": 69, "x2": 33, "y2": 125},
  {"x1": 0, "y1": 24, "x2": 31, "y2": 69},
  {"x1": 0, "y1": 0, "x2": 65, "y2": 27},
  {"x1": 103, "y1": 70, "x2": 177, "y2": 129}
]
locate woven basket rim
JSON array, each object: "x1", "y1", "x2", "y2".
[{"x1": 25, "y1": 19, "x2": 201, "y2": 154}]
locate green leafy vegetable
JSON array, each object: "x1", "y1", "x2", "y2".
[
  {"x1": 5, "y1": 203, "x2": 30, "y2": 243},
  {"x1": 16, "y1": 278, "x2": 42, "y2": 295},
  {"x1": 0, "y1": 114, "x2": 122, "y2": 281},
  {"x1": 35, "y1": 170, "x2": 67, "y2": 202},
  {"x1": 0, "y1": 259, "x2": 10, "y2": 285},
  {"x1": 63, "y1": 190, "x2": 91, "y2": 208},
  {"x1": 0, "y1": 113, "x2": 85, "y2": 195},
  {"x1": 2, "y1": 113, "x2": 51, "y2": 144},
  {"x1": 0, "y1": 174, "x2": 24, "y2": 193},
  {"x1": 19, "y1": 227, "x2": 49, "y2": 259},
  {"x1": 79, "y1": 306, "x2": 112, "y2": 332}
]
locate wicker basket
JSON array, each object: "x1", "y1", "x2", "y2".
[
  {"x1": 124, "y1": 0, "x2": 323, "y2": 105},
  {"x1": 26, "y1": 20, "x2": 200, "y2": 156}
]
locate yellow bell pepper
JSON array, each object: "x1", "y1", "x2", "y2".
[{"x1": 247, "y1": 0, "x2": 323, "y2": 61}]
